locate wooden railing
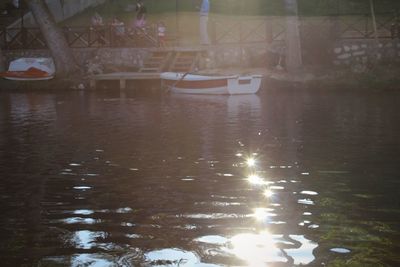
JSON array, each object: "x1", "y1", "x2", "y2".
[
  {"x1": 210, "y1": 17, "x2": 285, "y2": 44},
  {"x1": 0, "y1": 25, "x2": 160, "y2": 50},
  {"x1": 336, "y1": 14, "x2": 396, "y2": 39},
  {"x1": 63, "y1": 26, "x2": 159, "y2": 48},
  {"x1": 0, "y1": 13, "x2": 398, "y2": 50},
  {"x1": 211, "y1": 13, "x2": 398, "y2": 45}
]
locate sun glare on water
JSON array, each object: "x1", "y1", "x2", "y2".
[
  {"x1": 246, "y1": 157, "x2": 256, "y2": 167},
  {"x1": 263, "y1": 188, "x2": 274, "y2": 198},
  {"x1": 230, "y1": 231, "x2": 285, "y2": 266},
  {"x1": 247, "y1": 174, "x2": 265, "y2": 185}
]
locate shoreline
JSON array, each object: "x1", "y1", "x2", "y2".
[{"x1": 1, "y1": 65, "x2": 400, "y2": 92}]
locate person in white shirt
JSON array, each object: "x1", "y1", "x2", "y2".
[
  {"x1": 12, "y1": 0, "x2": 19, "y2": 8},
  {"x1": 157, "y1": 21, "x2": 166, "y2": 47},
  {"x1": 197, "y1": 0, "x2": 210, "y2": 45}
]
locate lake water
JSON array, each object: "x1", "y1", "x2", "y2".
[{"x1": 0, "y1": 86, "x2": 399, "y2": 266}]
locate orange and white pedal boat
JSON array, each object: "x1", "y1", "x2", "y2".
[{"x1": 0, "y1": 58, "x2": 55, "y2": 81}]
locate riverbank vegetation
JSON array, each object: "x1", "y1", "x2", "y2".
[{"x1": 69, "y1": 0, "x2": 400, "y2": 16}]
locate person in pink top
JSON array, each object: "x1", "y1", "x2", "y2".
[{"x1": 134, "y1": 0, "x2": 147, "y2": 31}]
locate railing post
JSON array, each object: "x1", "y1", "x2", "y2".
[
  {"x1": 239, "y1": 21, "x2": 243, "y2": 43},
  {"x1": 266, "y1": 17, "x2": 272, "y2": 43},
  {"x1": 21, "y1": 27, "x2": 27, "y2": 49},
  {"x1": 62, "y1": 26, "x2": 67, "y2": 46},
  {"x1": 108, "y1": 25, "x2": 112, "y2": 47},
  {"x1": 329, "y1": 15, "x2": 340, "y2": 41},
  {"x1": 210, "y1": 19, "x2": 216, "y2": 45},
  {"x1": 89, "y1": 26, "x2": 92, "y2": 48},
  {"x1": 2, "y1": 27, "x2": 6, "y2": 50}
]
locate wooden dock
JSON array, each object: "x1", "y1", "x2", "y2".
[
  {"x1": 89, "y1": 72, "x2": 161, "y2": 89},
  {"x1": 89, "y1": 49, "x2": 203, "y2": 89}
]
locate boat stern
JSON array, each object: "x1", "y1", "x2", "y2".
[{"x1": 227, "y1": 75, "x2": 262, "y2": 94}]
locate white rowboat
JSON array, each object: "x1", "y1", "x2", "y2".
[{"x1": 161, "y1": 72, "x2": 262, "y2": 95}]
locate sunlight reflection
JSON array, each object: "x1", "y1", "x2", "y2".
[
  {"x1": 230, "y1": 232, "x2": 287, "y2": 266},
  {"x1": 60, "y1": 217, "x2": 99, "y2": 224},
  {"x1": 253, "y1": 208, "x2": 269, "y2": 221},
  {"x1": 72, "y1": 209, "x2": 94, "y2": 215},
  {"x1": 300, "y1": 190, "x2": 318, "y2": 196},
  {"x1": 194, "y1": 235, "x2": 228, "y2": 245},
  {"x1": 285, "y1": 235, "x2": 318, "y2": 265},
  {"x1": 145, "y1": 248, "x2": 199, "y2": 266},
  {"x1": 71, "y1": 230, "x2": 106, "y2": 249},
  {"x1": 71, "y1": 254, "x2": 113, "y2": 267},
  {"x1": 247, "y1": 174, "x2": 270, "y2": 186},
  {"x1": 263, "y1": 188, "x2": 274, "y2": 198},
  {"x1": 246, "y1": 157, "x2": 256, "y2": 167},
  {"x1": 253, "y1": 208, "x2": 276, "y2": 222},
  {"x1": 73, "y1": 186, "x2": 92, "y2": 190},
  {"x1": 270, "y1": 185, "x2": 284, "y2": 190},
  {"x1": 297, "y1": 198, "x2": 315, "y2": 205}
]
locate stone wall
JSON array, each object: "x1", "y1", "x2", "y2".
[
  {"x1": 201, "y1": 44, "x2": 271, "y2": 69},
  {"x1": 333, "y1": 39, "x2": 400, "y2": 67},
  {"x1": 3, "y1": 40, "x2": 400, "y2": 74},
  {"x1": 3, "y1": 44, "x2": 271, "y2": 74},
  {"x1": 76, "y1": 45, "x2": 272, "y2": 74},
  {"x1": 4, "y1": 48, "x2": 149, "y2": 74},
  {"x1": 73, "y1": 48, "x2": 149, "y2": 74}
]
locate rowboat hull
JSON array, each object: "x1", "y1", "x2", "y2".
[
  {"x1": 161, "y1": 72, "x2": 262, "y2": 95},
  {"x1": 3, "y1": 75, "x2": 54, "y2": 81}
]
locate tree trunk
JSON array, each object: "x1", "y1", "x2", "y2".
[
  {"x1": 25, "y1": 0, "x2": 79, "y2": 77},
  {"x1": 369, "y1": 0, "x2": 379, "y2": 46},
  {"x1": 0, "y1": 47, "x2": 5, "y2": 72},
  {"x1": 284, "y1": 0, "x2": 302, "y2": 73}
]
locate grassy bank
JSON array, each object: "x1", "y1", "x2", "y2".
[
  {"x1": 265, "y1": 63, "x2": 400, "y2": 91},
  {"x1": 62, "y1": 0, "x2": 400, "y2": 23}
]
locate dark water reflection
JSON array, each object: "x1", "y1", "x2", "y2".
[{"x1": 0, "y1": 88, "x2": 399, "y2": 266}]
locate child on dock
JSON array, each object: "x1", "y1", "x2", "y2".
[
  {"x1": 91, "y1": 12, "x2": 105, "y2": 45},
  {"x1": 111, "y1": 17, "x2": 125, "y2": 45}
]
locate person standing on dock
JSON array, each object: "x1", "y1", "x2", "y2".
[
  {"x1": 111, "y1": 17, "x2": 125, "y2": 46},
  {"x1": 157, "y1": 21, "x2": 167, "y2": 47},
  {"x1": 134, "y1": 0, "x2": 147, "y2": 32},
  {"x1": 91, "y1": 12, "x2": 106, "y2": 45},
  {"x1": 197, "y1": 0, "x2": 210, "y2": 45}
]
